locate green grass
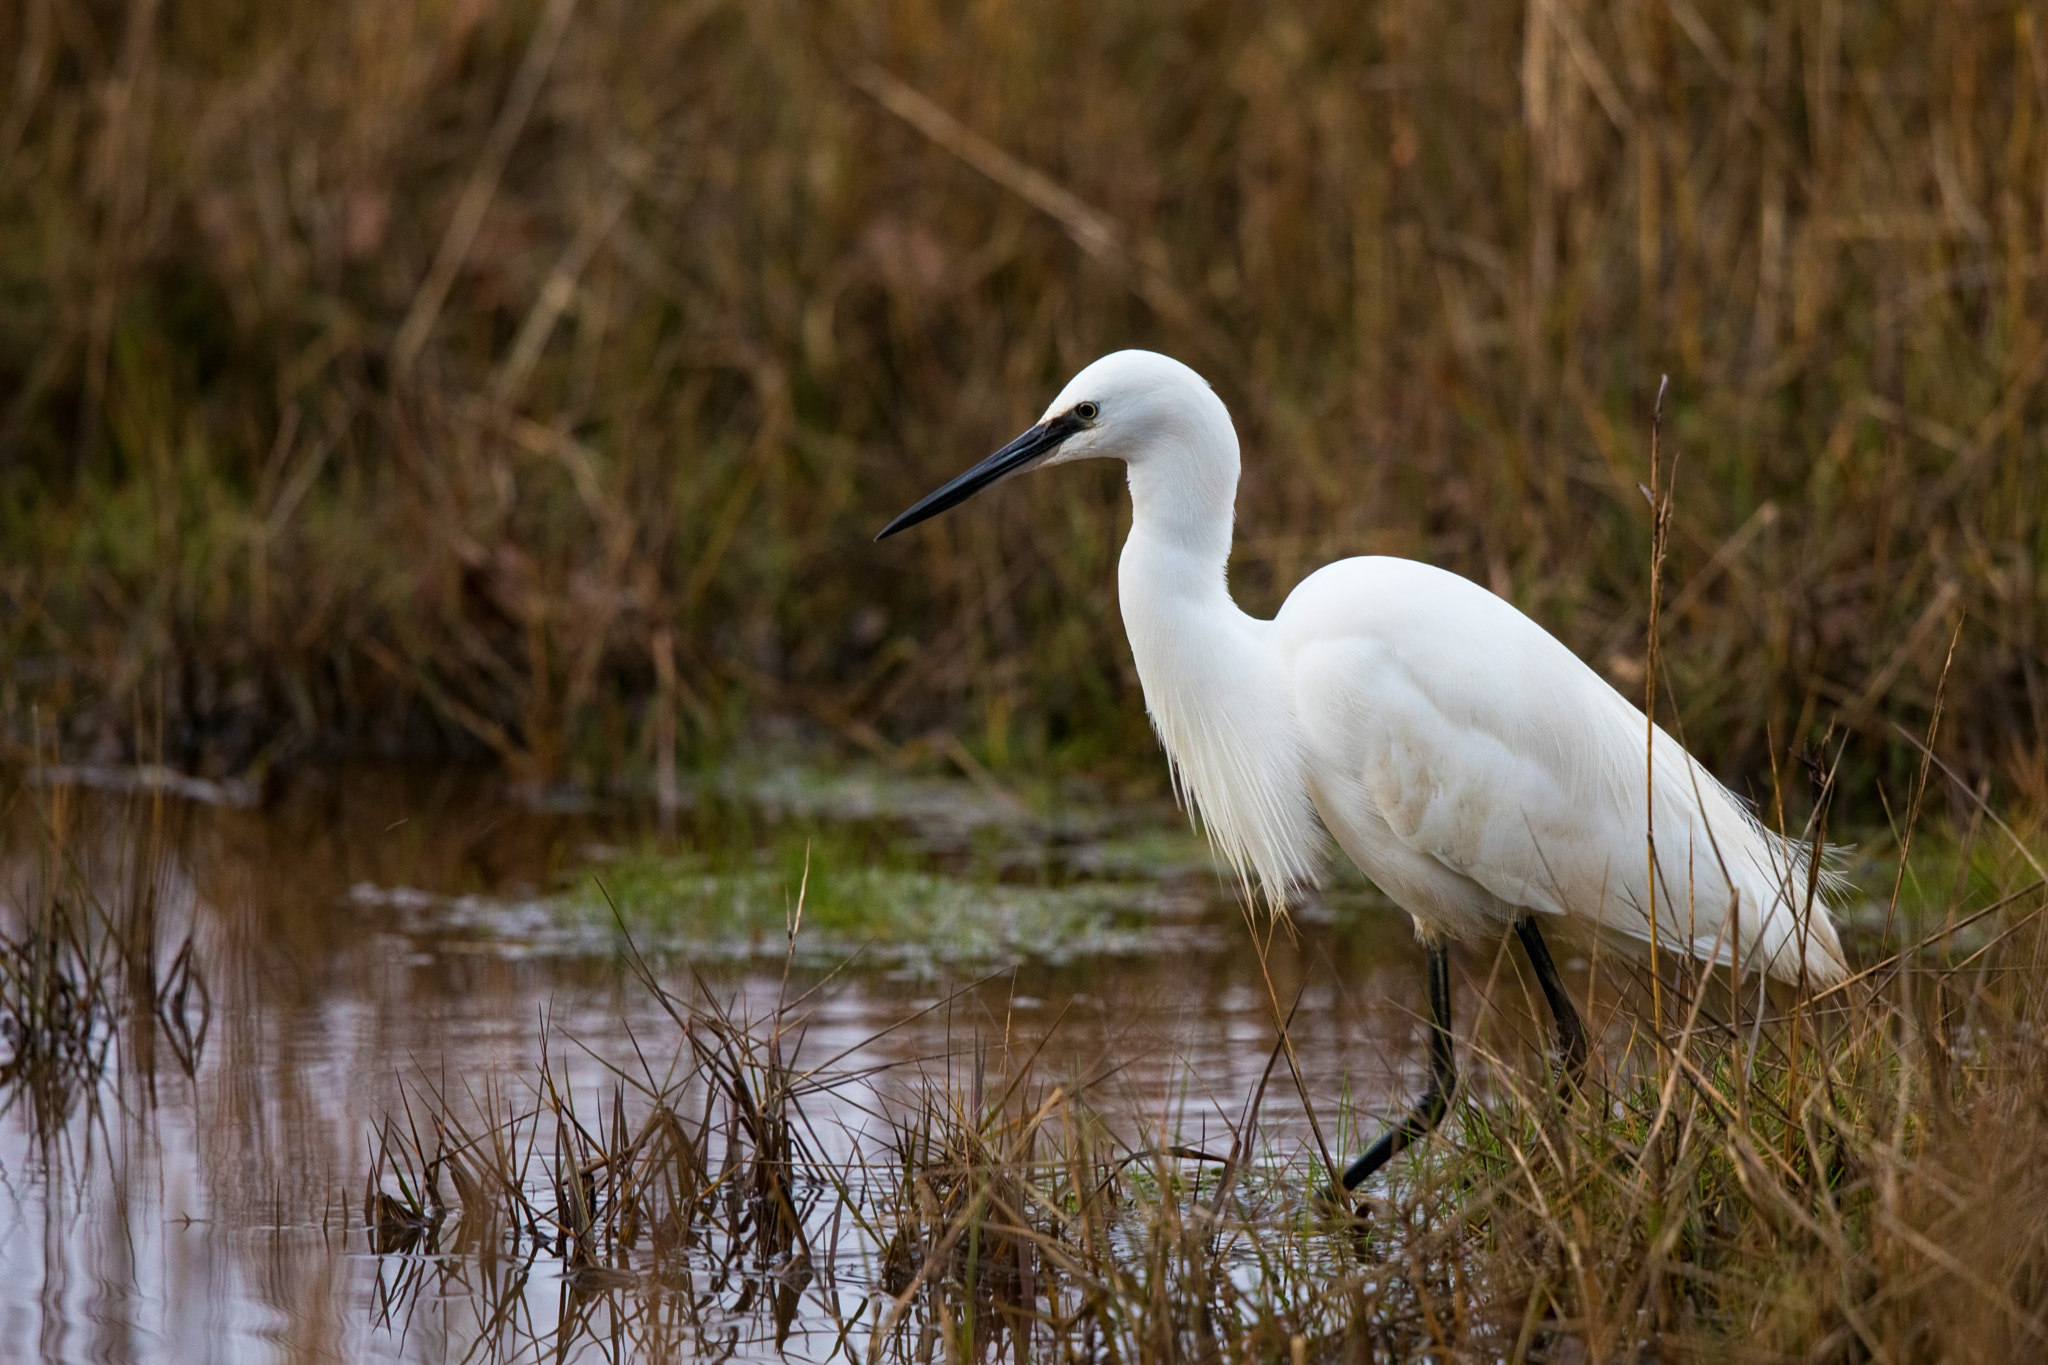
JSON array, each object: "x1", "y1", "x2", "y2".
[{"x1": 576, "y1": 846, "x2": 1172, "y2": 967}]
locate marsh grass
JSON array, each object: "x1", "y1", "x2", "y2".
[
  {"x1": 2, "y1": 0, "x2": 2044, "y2": 818},
  {"x1": 0, "y1": 773, "x2": 211, "y2": 1140},
  {"x1": 7, "y1": 747, "x2": 2047, "y2": 1357},
  {"x1": 355, "y1": 819, "x2": 2048, "y2": 1362}
]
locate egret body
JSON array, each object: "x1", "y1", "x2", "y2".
[{"x1": 878, "y1": 350, "x2": 1846, "y2": 1189}]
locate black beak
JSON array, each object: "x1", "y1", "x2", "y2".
[{"x1": 875, "y1": 413, "x2": 1084, "y2": 541}]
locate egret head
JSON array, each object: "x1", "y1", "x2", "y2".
[{"x1": 875, "y1": 350, "x2": 1229, "y2": 540}]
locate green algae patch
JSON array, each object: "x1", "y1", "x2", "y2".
[
  {"x1": 569, "y1": 850, "x2": 1205, "y2": 972},
  {"x1": 337, "y1": 763, "x2": 1244, "y2": 972}
]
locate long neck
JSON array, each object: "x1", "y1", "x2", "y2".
[
  {"x1": 1114, "y1": 419, "x2": 1322, "y2": 904},
  {"x1": 1116, "y1": 420, "x2": 1252, "y2": 744},
  {"x1": 1122, "y1": 454, "x2": 1228, "y2": 593},
  {"x1": 1117, "y1": 410, "x2": 1241, "y2": 612}
]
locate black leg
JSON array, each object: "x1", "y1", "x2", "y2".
[
  {"x1": 1514, "y1": 916, "x2": 1588, "y2": 1089},
  {"x1": 1341, "y1": 942, "x2": 1455, "y2": 1192}
]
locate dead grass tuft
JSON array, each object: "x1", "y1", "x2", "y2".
[
  {"x1": 355, "y1": 839, "x2": 2048, "y2": 1360},
  {"x1": 0, "y1": 772, "x2": 210, "y2": 1138}
]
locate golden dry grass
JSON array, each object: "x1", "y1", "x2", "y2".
[
  {"x1": 344, "y1": 855, "x2": 2048, "y2": 1363},
  {"x1": 1, "y1": 0, "x2": 2044, "y2": 818}
]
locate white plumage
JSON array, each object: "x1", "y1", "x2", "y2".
[
  {"x1": 1276, "y1": 556, "x2": 1845, "y2": 984},
  {"x1": 881, "y1": 349, "x2": 1847, "y2": 989}
]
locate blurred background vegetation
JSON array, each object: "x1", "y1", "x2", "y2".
[{"x1": 1, "y1": 0, "x2": 2043, "y2": 821}]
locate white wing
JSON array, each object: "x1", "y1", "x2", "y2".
[{"x1": 1274, "y1": 557, "x2": 1845, "y2": 986}]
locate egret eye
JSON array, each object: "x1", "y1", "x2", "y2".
[{"x1": 1075, "y1": 401, "x2": 1101, "y2": 421}]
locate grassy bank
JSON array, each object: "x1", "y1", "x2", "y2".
[{"x1": 2, "y1": 0, "x2": 2044, "y2": 815}]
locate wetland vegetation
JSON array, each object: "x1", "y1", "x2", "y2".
[
  {"x1": 3, "y1": 0, "x2": 2044, "y2": 814},
  {"x1": 4, "y1": 758, "x2": 2046, "y2": 1361},
  {"x1": 3, "y1": 0, "x2": 2047, "y2": 1359}
]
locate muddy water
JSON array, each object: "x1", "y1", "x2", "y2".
[{"x1": 0, "y1": 761, "x2": 1559, "y2": 1363}]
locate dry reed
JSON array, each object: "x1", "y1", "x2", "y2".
[
  {"x1": 0, "y1": 0, "x2": 2042, "y2": 821},
  {"x1": 0, "y1": 772, "x2": 211, "y2": 1141},
  {"x1": 6, "y1": 758, "x2": 2048, "y2": 1356},
  {"x1": 351, "y1": 837, "x2": 2048, "y2": 1361}
]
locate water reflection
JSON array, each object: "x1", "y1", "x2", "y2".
[{"x1": 0, "y1": 762, "x2": 1496, "y2": 1362}]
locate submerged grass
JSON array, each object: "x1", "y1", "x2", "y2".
[
  {"x1": 349, "y1": 847, "x2": 1185, "y2": 969},
  {"x1": 576, "y1": 854, "x2": 1175, "y2": 966},
  {"x1": 0, "y1": 775, "x2": 211, "y2": 1142},
  {"x1": 2, "y1": 0, "x2": 2045, "y2": 820},
  {"x1": 333, "y1": 764, "x2": 1219, "y2": 967}
]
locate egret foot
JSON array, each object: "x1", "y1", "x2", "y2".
[{"x1": 1341, "y1": 942, "x2": 1455, "y2": 1194}]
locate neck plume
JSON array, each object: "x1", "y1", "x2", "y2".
[{"x1": 1114, "y1": 404, "x2": 1324, "y2": 910}]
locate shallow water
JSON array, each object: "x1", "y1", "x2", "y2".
[{"x1": 0, "y1": 760, "x2": 1569, "y2": 1363}]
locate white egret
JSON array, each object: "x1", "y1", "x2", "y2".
[{"x1": 877, "y1": 350, "x2": 1846, "y2": 1190}]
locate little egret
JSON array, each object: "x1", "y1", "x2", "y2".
[{"x1": 876, "y1": 350, "x2": 1846, "y2": 1191}]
